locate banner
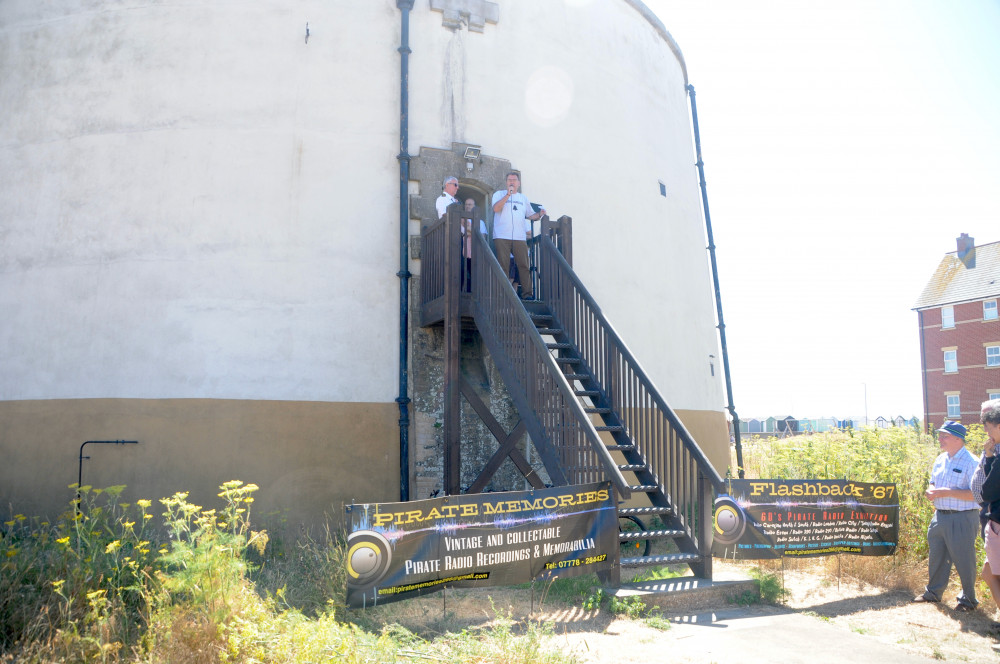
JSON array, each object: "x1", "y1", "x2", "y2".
[
  {"x1": 345, "y1": 482, "x2": 617, "y2": 608},
  {"x1": 712, "y1": 479, "x2": 898, "y2": 559}
]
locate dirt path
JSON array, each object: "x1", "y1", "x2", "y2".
[{"x1": 373, "y1": 560, "x2": 1000, "y2": 663}]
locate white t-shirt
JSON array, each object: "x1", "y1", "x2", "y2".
[
  {"x1": 436, "y1": 192, "x2": 458, "y2": 219},
  {"x1": 491, "y1": 190, "x2": 533, "y2": 241}
]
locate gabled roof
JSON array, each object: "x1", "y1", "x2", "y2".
[{"x1": 913, "y1": 240, "x2": 1000, "y2": 310}]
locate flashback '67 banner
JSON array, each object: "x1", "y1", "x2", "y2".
[
  {"x1": 712, "y1": 479, "x2": 899, "y2": 559},
  {"x1": 345, "y1": 482, "x2": 617, "y2": 608}
]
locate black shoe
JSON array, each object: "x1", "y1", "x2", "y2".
[{"x1": 954, "y1": 601, "x2": 977, "y2": 612}]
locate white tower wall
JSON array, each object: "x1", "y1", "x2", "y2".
[{"x1": 0, "y1": 0, "x2": 728, "y2": 522}]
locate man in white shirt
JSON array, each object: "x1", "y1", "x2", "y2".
[
  {"x1": 491, "y1": 172, "x2": 545, "y2": 300},
  {"x1": 435, "y1": 176, "x2": 459, "y2": 220},
  {"x1": 914, "y1": 420, "x2": 980, "y2": 610}
]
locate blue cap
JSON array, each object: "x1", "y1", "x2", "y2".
[{"x1": 939, "y1": 420, "x2": 967, "y2": 440}]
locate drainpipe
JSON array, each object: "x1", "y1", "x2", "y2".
[
  {"x1": 396, "y1": 0, "x2": 414, "y2": 501},
  {"x1": 918, "y1": 309, "x2": 929, "y2": 432},
  {"x1": 687, "y1": 84, "x2": 745, "y2": 479}
]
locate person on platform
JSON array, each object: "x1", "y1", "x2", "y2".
[
  {"x1": 436, "y1": 176, "x2": 460, "y2": 220},
  {"x1": 491, "y1": 172, "x2": 544, "y2": 301},
  {"x1": 461, "y1": 198, "x2": 488, "y2": 292},
  {"x1": 913, "y1": 420, "x2": 980, "y2": 611}
]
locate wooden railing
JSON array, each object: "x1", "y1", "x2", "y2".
[
  {"x1": 465, "y1": 221, "x2": 631, "y2": 498},
  {"x1": 537, "y1": 233, "x2": 724, "y2": 550},
  {"x1": 420, "y1": 215, "x2": 448, "y2": 307}
]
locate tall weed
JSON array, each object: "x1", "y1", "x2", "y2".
[{"x1": 736, "y1": 426, "x2": 990, "y2": 594}]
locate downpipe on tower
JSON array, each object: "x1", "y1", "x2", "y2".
[
  {"x1": 396, "y1": 0, "x2": 414, "y2": 501},
  {"x1": 686, "y1": 84, "x2": 745, "y2": 479}
]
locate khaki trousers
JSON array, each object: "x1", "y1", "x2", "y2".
[{"x1": 493, "y1": 238, "x2": 531, "y2": 298}]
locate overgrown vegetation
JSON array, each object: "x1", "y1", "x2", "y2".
[
  {"x1": 735, "y1": 425, "x2": 989, "y2": 597},
  {"x1": 1, "y1": 482, "x2": 575, "y2": 663}
]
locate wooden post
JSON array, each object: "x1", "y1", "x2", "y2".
[
  {"x1": 556, "y1": 215, "x2": 573, "y2": 267},
  {"x1": 698, "y1": 473, "x2": 714, "y2": 580},
  {"x1": 443, "y1": 204, "x2": 462, "y2": 495}
]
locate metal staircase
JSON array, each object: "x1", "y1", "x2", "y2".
[
  {"x1": 421, "y1": 207, "x2": 724, "y2": 585},
  {"x1": 524, "y1": 299, "x2": 709, "y2": 575}
]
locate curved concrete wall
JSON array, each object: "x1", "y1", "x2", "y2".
[
  {"x1": 0, "y1": 0, "x2": 727, "y2": 520},
  {"x1": 1, "y1": 0, "x2": 400, "y2": 403},
  {"x1": 408, "y1": 0, "x2": 723, "y2": 415}
]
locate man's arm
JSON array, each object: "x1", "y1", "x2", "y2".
[
  {"x1": 926, "y1": 487, "x2": 975, "y2": 502},
  {"x1": 493, "y1": 189, "x2": 512, "y2": 213}
]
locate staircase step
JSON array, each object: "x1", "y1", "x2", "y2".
[
  {"x1": 575, "y1": 390, "x2": 600, "y2": 397},
  {"x1": 555, "y1": 357, "x2": 581, "y2": 364},
  {"x1": 621, "y1": 552, "x2": 700, "y2": 568},
  {"x1": 629, "y1": 484, "x2": 660, "y2": 493},
  {"x1": 563, "y1": 373, "x2": 588, "y2": 380},
  {"x1": 535, "y1": 328, "x2": 563, "y2": 336},
  {"x1": 618, "y1": 506, "x2": 675, "y2": 518},
  {"x1": 594, "y1": 425, "x2": 622, "y2": 432},
  {"x1": 606, "y1": 444, "x2": 635, "y2": 451},
  {"x1": 546, "y1": 342, "x2": 572, "y2": 349},
  {"x1": 617, "y1": 464, "x2": 647, "y2": 472},
  {"x1": 585, "y1": 407, "x2": 611, "y2": 414},
  {"x1": 618, "y1": 529, "x2": 686, "y2": 541}
]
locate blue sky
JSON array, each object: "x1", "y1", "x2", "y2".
[{"x1": 639, "y1": 0, "x2": 1000, "y2": 421}]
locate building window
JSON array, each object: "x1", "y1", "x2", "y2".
[
  {"x1": 947, "y1": 395, "x2": 961, "y2": 418},
  {"x1": 990, "y1": 392, "x2": 1000, "y2": 401},
  {"x1": 942, "y1": 305, "x2": 955, "y2": 329},
  {"x1": 989, "y1": 345, "x2": 1000, "y2": 367},
  {"x1": 944, "y1": 349, "x2": 958, "y2": 373},
  {"x1": 987, "y1": 300, "x2": 999, "y2": 321}
]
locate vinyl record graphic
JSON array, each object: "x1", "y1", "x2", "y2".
[
  {"x1": 346, "y1": 530, "x2": 392, "y2": 588},
  {"x1": 713, "y1": 495, "x2": 746, "y2": 546}
]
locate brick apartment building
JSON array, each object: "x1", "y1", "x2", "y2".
[{"x1": 914, "y1": 234, "x2": 1000, "y2": 428}]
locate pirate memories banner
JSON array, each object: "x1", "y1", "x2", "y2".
[
  {"x1": 346, "y1": 482, "x2": 617, "y2": 608},
  {"x1": 712, "y1": 479, "x2": 898, "y2": 559}
]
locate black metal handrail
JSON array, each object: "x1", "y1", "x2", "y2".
[
  {"x1": 467, "y1": 227, "x2": 631, "y2": 498},
  {"x1": 538, "y1": 234, "x2": 723, "y2": 546}
]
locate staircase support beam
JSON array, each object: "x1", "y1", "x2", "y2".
[{"x1": 443, "y1": 207, "x2": 462, "y2": 495}]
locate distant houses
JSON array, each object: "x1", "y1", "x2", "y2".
[{"x1": 737, "y1": 415, "x2": 920, "y2": 437}]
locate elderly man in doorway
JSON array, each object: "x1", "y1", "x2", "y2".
[
  {"x1": 913, "y1": 420, "x2": 980, "y2": 611},
  {"x1": 460, "y1": 198, "x2": 488, "y2": 293},
  {"x1": 492, "y1": 171, "x2": 545, "y2": 301}
]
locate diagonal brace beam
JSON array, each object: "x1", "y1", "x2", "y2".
[{"x1": 461, "y1": 379, "x2": 545, "y2": 493}]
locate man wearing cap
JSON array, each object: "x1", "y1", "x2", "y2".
[{"x1": 914, "y1": 421, "x2": 980, "y2": 610}]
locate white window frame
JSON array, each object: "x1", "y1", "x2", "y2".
[
  {"x1": 947, "y1": 394, "x2": 961, "y2": 418},
  {"x1": 942, "y1": 305, "x2": 955, "y2": 329},
  {"x1": 988, "y1": 345, "x2": 1000, "y2": 367},
  {"x1": 986, "y1": 300, "x2": 999, "y2": 321},
  {"x1": 944, "y1": 349, "x2": 958, "y2": 373}
]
